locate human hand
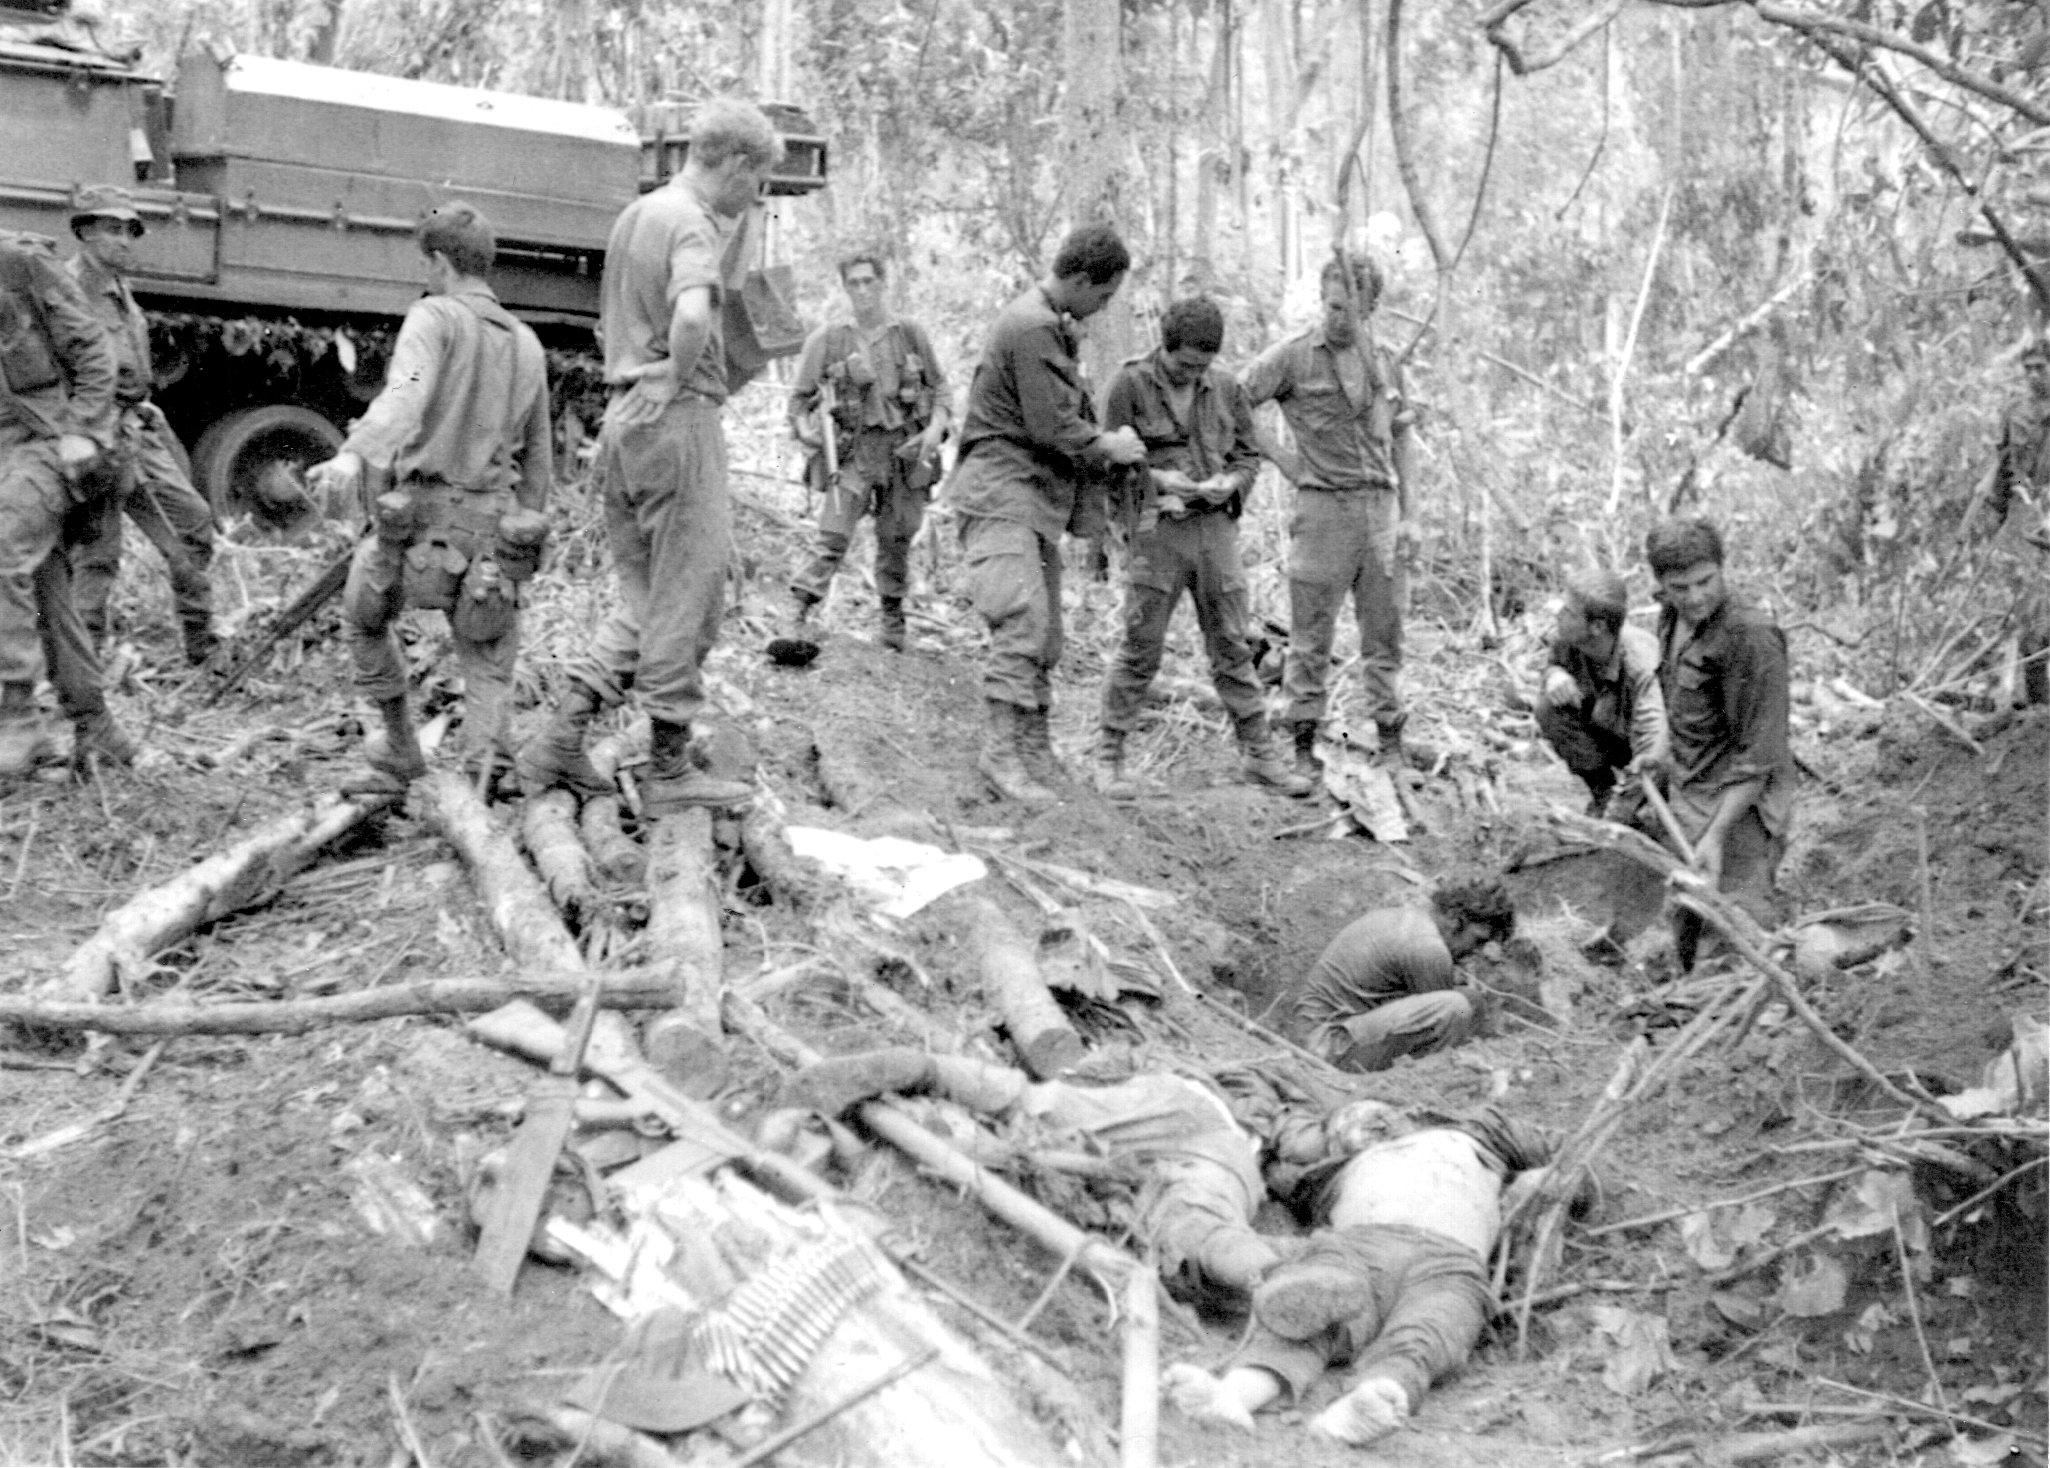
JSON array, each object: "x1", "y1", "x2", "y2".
[
  {"x1": 56, "y1": 434, "x2": 100, "y2": 473},
  {"x1": 1155, "y1": 494, "x2": 1189, "y2": 520},
  {"x1": 913, "y1": 421, "x2": 947, "y2": 460},
  {"x1": 1101, "y1": 425, "x2": 1147, "y2": 467},
  {"x1": 304, "y1": 449, "x2": 364, "y2": 516},
  {"x1": 1694, "y1": 824, "x2": 1727, "y2": 882},
  {"x1": 1628, "y1": 740, "x2": 1670, "y2": 782},
  {"x1": 1541, "y1": 667, "x2": 1581, "y2": 707},
  {"x1": 607, "y1": 369, "x2": 677, "y2": 429}
]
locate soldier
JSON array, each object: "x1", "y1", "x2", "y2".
[
  {"x1": 1533, "y1": 569, "x2": 1669, "y2": 817},
  {"x1": 0, "y1": 230, "x2": 131, "y2": 777},
  {"x1": 1585, "y1": 518, "x2": 1794, "y2": 971},
  {"x1": 948, "y1": 223, "x2": 1147, "y2": 806},
  {"x1": 1242, "y1": 252, "x2": 1419, "y2": 779},
  {"x1": 783, "y1": 252, "x2": 950, "y2": 651},
  {"x1": 61, "y1": 186, "x2": 220, "y2": 667},
  {"x1": 305, "y1": 203, "x2": 552, "y2": 788},
  {"x1": 1974, "y1": 335, "x2": 2050, "y2": 705},
  {"x1": 1093, "y1": 296, "x2": 1309, "y2": 800},
  {"x1": 517, "y1": 99, "x2": 781, "y2": 814},
  {"x1": 1293, "y1": 876, "x2": 1515, "y2": 1073}
]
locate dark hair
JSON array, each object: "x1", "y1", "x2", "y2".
[
  {"x1": 1319, "y1": 252, "x2": 1383, "y2": 308},
  {"x1": 838, "y1": 252, "x2": 886, "y2": 283},
  {"x1": 1566, "y1": 570, "x2": 1629, "y2": 635},
  {"x1": 418, "y1": 202, "x2": 494, "y2": 277},
  {"x1": 1051, "y1": 223, "x2": 1131, "y2": 286},
  {"x1": 1644, "y1": 517, "x2": 1725, "y2": 577},
  {"x1": 1433, "y1": 875, "x2": 1516, "y2": 943},
  {"x1": 691, "y1": 98, "x2": 783, "y2": 171},
  {"x1": 1160, "y1": 296, "x2": 1225, "y2": 354}
]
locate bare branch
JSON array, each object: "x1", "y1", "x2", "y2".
[
  {"x1": 1484, "y1": 0, "x2": 1626, "y2": 77},
  {"x1": 1753, "y1": 1, "x2": 2050, "y2": 129}
]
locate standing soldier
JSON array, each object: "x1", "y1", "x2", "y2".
[
  {"x1": 517, "y1": 100, "x2": 780, "y2": 813},
  {"x1": 0, "y1": 230, "x2": 130, "y2": 777},
  {"x1": 1093, "y1": 296, "x2": 1308, "y2": 799},
  {"x1": 783, "y1": 252, "x2": 950, "y2": 651},
  {"x1": 305, "y1": 203, "x2": 552, "y2": 788},
  {"x1": 1242, "y1": 252, "x2": 1419, "y2": 779},
  {"x1": 61, "y1": 186, "x2": 221, "y2": 667},
  {"x1": 947, "y1": 223, "x2": 1147, "y2": 806}
]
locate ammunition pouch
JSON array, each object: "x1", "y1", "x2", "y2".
[
  {"x1": 493, "y1": 508, "x2": 549, "y2": 584},
  {"x1": 393, "y1": 479, "x2": 516, "y2": 613},
  {"x1": 372, "y1": 490, "x2": 419, "y2": 546}
]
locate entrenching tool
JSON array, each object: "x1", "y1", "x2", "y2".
[{"x1": 472, "y1": 970, "x2": 603, "y2": 1293}]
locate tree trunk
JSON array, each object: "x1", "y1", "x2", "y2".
[{"x1": 1061, "y1": 0, "x2": 1138, "y2": 383}]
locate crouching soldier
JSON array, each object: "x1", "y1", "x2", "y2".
[
  {"x1": 1533, "y1": 569, "x2": 1668, "y2": 817},
  {"x1": 1094, "y1": 296, "x2": 1309, "y2": 800},
  {"x1": 306, "y1": 203, "x2": 551, "y2": 788},
  {"x1": 0, "y1": 230, "x2": 133, "y2": 778},
  {"x1": 1166, "y1": 1102, "x2": 1573, "y2": 1446}
]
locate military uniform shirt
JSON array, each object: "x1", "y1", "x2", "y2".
[
  {"x1": 1241, "y1": 324, "x2": 1409, "y2": 491},
  {"x1": 599, "y1": 175, "x2": 743, "y2": 402},
  {"x1": 0, "y1": 238, "x2": 116, "y2": 446},
  {"x1": 1100, "y1": 348, "x2": 1260, "y2": 512}
]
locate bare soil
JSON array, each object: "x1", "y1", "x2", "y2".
[{"x1": 2, "y1": 436, "x2": 2044, "y2": 1467}]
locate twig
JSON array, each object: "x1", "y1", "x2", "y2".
[
  {"x1": 726, "y1": 1347, "x2": 939, "y2": 1468},
  {"x1": 1016, "y1": 1233, "x2": 1090, "y2": 1334},
  {"x1": 1585, "y1": 1166, "x2": 1866, "y2": 1239},
  {"x1": 388, "y1": 1373, "x2": 435, "y2": 1468},
  {"x1": 7, "y1": 806, "x2": 37, "y2": 903},
  {"x1": 1933, "y1": 1155, "x2": 2049, "y2": 1228},
  {"x1": 1810, "y1": 1376, "x2": 2049, "y2": 1450},
  {"x1": 6, "y1": 1039, "x2": 167, "y2": 1161},
  {"x1": 1889, "y1": 1203, "x2": 1948, "y2": 1419}
]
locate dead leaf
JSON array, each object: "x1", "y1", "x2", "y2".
[
  {"x1": 1950, "y1": 1434, "x2": 2018, "y2": 1466},
  {"x1": 1680, "y1": 1211, "x2": 1735, "y2": 1271},
  {"x1": 1588, "y1": 1305, "x2": 1677, "y2": 1396},
  {"x1": 1825, "y1": 1169, "x2": 1928, "y2": 1250},
  {"x1": 1777, "y1": 1253, "x2": 1849, "y2": 1318},
  {"x1": 1709, "y1": 1291, "x2": 1764, "y2": 1329}
]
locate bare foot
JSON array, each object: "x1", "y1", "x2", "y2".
[
  {"x1": 1310, "y1": 1376, "x2": 1409, "y2": 1445},
  {"x1": 1163, "y1": 1364, "x2": 1256, "y2": 1432}
]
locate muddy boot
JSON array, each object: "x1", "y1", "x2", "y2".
[
  {"x1": 1093, "y1": 728, "x2": 1138, "y2": 801},
  {"x1": 979, "y1": 699, "x2": 1056, "y2": 806},
  {"x1": 879, "y1": 596, "x2": 908, "y2": 653},
  {"x1": 1254, "y1": 1259, "x2": 1378, "y2": 1341},
  {"x1": 514, "y1": 683, "x2": 609, "y2": 796},
  {"x1": 641, "y1": 718, "x2": 752, "y2": 815},
  {"x1": 69, "y1": 708, "x2": 137, "y2": 774},
  {"x1": 1015, "y1": 705, "x2": 1070, "y2": 787},
  {"x1": 1289, "y1": 720, "x2": 1322, "y2": 784},
  {"x1": 363, "y1": 694, "x2": 426, "y2": 787},
  {"x1": 1374, "y1": 712, "x2": 1407, "y2": 768},
  {"x1": 0, "y1": 683, "x2": 59, "y2": 779},
  {"x1": 1236, "y1": 716, "x2": 1312, "y2": 797},
  {"x1": 1581, "y1": 770, "x2": 1617, "y2": 820},
  {"x1": 788, "y1": 1047, "x2": 935, "y2": 1117}
]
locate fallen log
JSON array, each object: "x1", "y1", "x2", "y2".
[
  {"x1": 739, "y1": 790, "x2": 833, "y2": 912},
  {"x1": 580, "y1": 793, "x2": 645, "y2": 884},
  {"x1": 0, "y1": 973, "x2": 675, "y2": 1036},
  {"x1": 952, "y1": 894, "x2": 1081, "y2": 1080},
  {"x1": 521, "y1": 789, "x2": 598, "y2": 923},
  {"x1": 644, "y1": 807, "x2": 728, "y2": 1094}
]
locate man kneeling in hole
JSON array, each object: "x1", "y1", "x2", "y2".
[{"x1": 1166, "y1": 1101, "x2": 1576, "y2": 1446}]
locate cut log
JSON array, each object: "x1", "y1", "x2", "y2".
[
  {"x1": 739, "y1": 790, "x2": 833, "y2": 911},
  {"x1": 643, "y1": 807, "x2": 727, "y2": 1094},
  {"x1": 53, "y1": 795, "x2": 390, "y2": 1004},
  {"x1": 0, "y1": 973, "x2": 673, "y2": 1035},
  {"x1": 521, "y1": 789, "x2": 598, "y2": 923},
  {"x1": 580, "y1": 793, "x2": 645, "y2": 884},
  {"x1": 951, "y1": 894, "x2": 1082, "y2": 1080}
]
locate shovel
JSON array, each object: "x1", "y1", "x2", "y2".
[{"x1": 473, "y1": 970, "x2": 603, "y2": 1293}]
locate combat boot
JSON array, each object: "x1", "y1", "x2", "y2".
[
  {"x1": 0, "y1": 683, "x2": 59, "y2": 779},
  {"x1": 1237, "y1": 716, "x2": 1313, "y2": 797},
  {"x1": 71, "y1": 708, "x2": 138, "y2": 774},
  {"x1": 514, "y1": 683, "x2": 609, "y2": 796},
  {"x1": 363, "y1": 694, "x2": 426, "y2": 786},
  {"x1": 1015, "y1": 705, "x2": 1071, "y2": 786},
  {"x1": 978, "y1": 700, "x2": 1056, "y2": 806},
  {"x1": 878, "y1": 596, "x2": 907, "y2": 652},
  {"x1": 641, "y1": 718, "x2": 752, "y2": 815},
  {"x1": 1289, "y1": 720, "x2": 1322, "y2": 784},
  {"x1": 1374, "y1": 712, "x2": 1407, "y2": 768},
  {"x1": 1093, "y1": 728, "x2": 1138, "y2": 801}
]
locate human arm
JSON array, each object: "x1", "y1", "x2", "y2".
[
  {"x1": 1697, "y1": 615, "x2": 1791, "y2": 877},
  {"x1": 785, "y1": 326, "x2": 830, "y2": 444},
  {"x1": 1239, "y1": 342, "x2": 1306, "y2": 482},
  {"x1": 1620, "y1": 627, "x2": 1671, "y2": 775},
  {"x1": 1013, "y1": 317, "x2": 1143, "y2": 469},
  {"x1": 310, "y1": 299, "x2": 444, "y2": 505},
  {"x1": 514, "y1": 363, "x2": 553, "y2": 514},
  {"x1": 907, "y1": 321, "x2": 951, "y2": 456},
  {"x1": 39, "y1": 254, "x2": 117, "y2": 455}
]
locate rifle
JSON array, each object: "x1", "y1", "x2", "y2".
[
  {"x1": 815, "y1": 374, "x2": 859, "y2": 525},
  {"x1": 203, "y1": 546, "x2": 352, "y2": 706}
]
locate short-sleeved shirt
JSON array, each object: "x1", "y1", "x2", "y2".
[
  {"x1": 1295, "y1": 906, "x2": 1453, "y2": 1030},
  {"x1": 1657, "y1": 592, "x2": 1795, "y2": 837},
  {"x1": 1240, "y1": 324, "x2": 1408, "y2": 491},
  {"x1": 788, "y1": 315, "x2": 948, "y2": 435},
  {"x1": 341, "y1": 281, "x2": 551, "y2": 506},
  {"x1": 61, "y1": 253, "x2": 151, "y2": 404},
  {"x1": 1100, "y1": 348, "x2": 1260, "y2": 516},
  {"x1": 598, "y1": 175, "x2": 744, "y2": 401},
  {"x1": 948, "y1": 285, "x2": 1115, "y2": 539}
]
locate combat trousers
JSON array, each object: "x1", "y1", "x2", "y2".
[
  {"x1": 1100, "y1": 510, "x2": 1267, "y2": 732},
  {"x1": 0, "y1": 422, "x2": 108, "y2": 718},
  {"x1": 792, "y1": 427, "x2": 929, "y2": 605},
  {"x1": 1236, "y1": 1223, "x2": 1489, "y2": 1410},
  {"x1": 73, "y1": 409, "x2": 215, "y2": 650},
  {"x1": 1308, "y1": 991, "x2": 1480, "y2": 1074},
  {"x1": 960, "y1": 513, "x2": 1063, "y2": 711},
  {"x1": 343, "y1": 531, "x2": 518, "y2": 755},
  {"x1": 572, "y1": 395, "x2": 730, "y2": 725},
  {"x1": 1283, "y1": 487, "x2": 1404, "y2": 728}
]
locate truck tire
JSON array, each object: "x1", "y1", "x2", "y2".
[{"x1": 192, "y1": 404, "x2": 342, "y2": 534}]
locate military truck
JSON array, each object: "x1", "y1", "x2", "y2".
[{"x1": 0, "y1": 0, "x2": 824, "y2": 525}]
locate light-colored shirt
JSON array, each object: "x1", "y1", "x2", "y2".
[
  {"x1": 341, "y1": 280, "x2": 551, "y2": 507},
  {"x1": 1241, "y1": 323, "x2": 1409, "y2": 492},
  {"x1": 598, "y1": 174, "x2": 744, "y2": 401},
  {"x1": 1322, "y1": 1128, "x2": 1504, "y2": 1255}
]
